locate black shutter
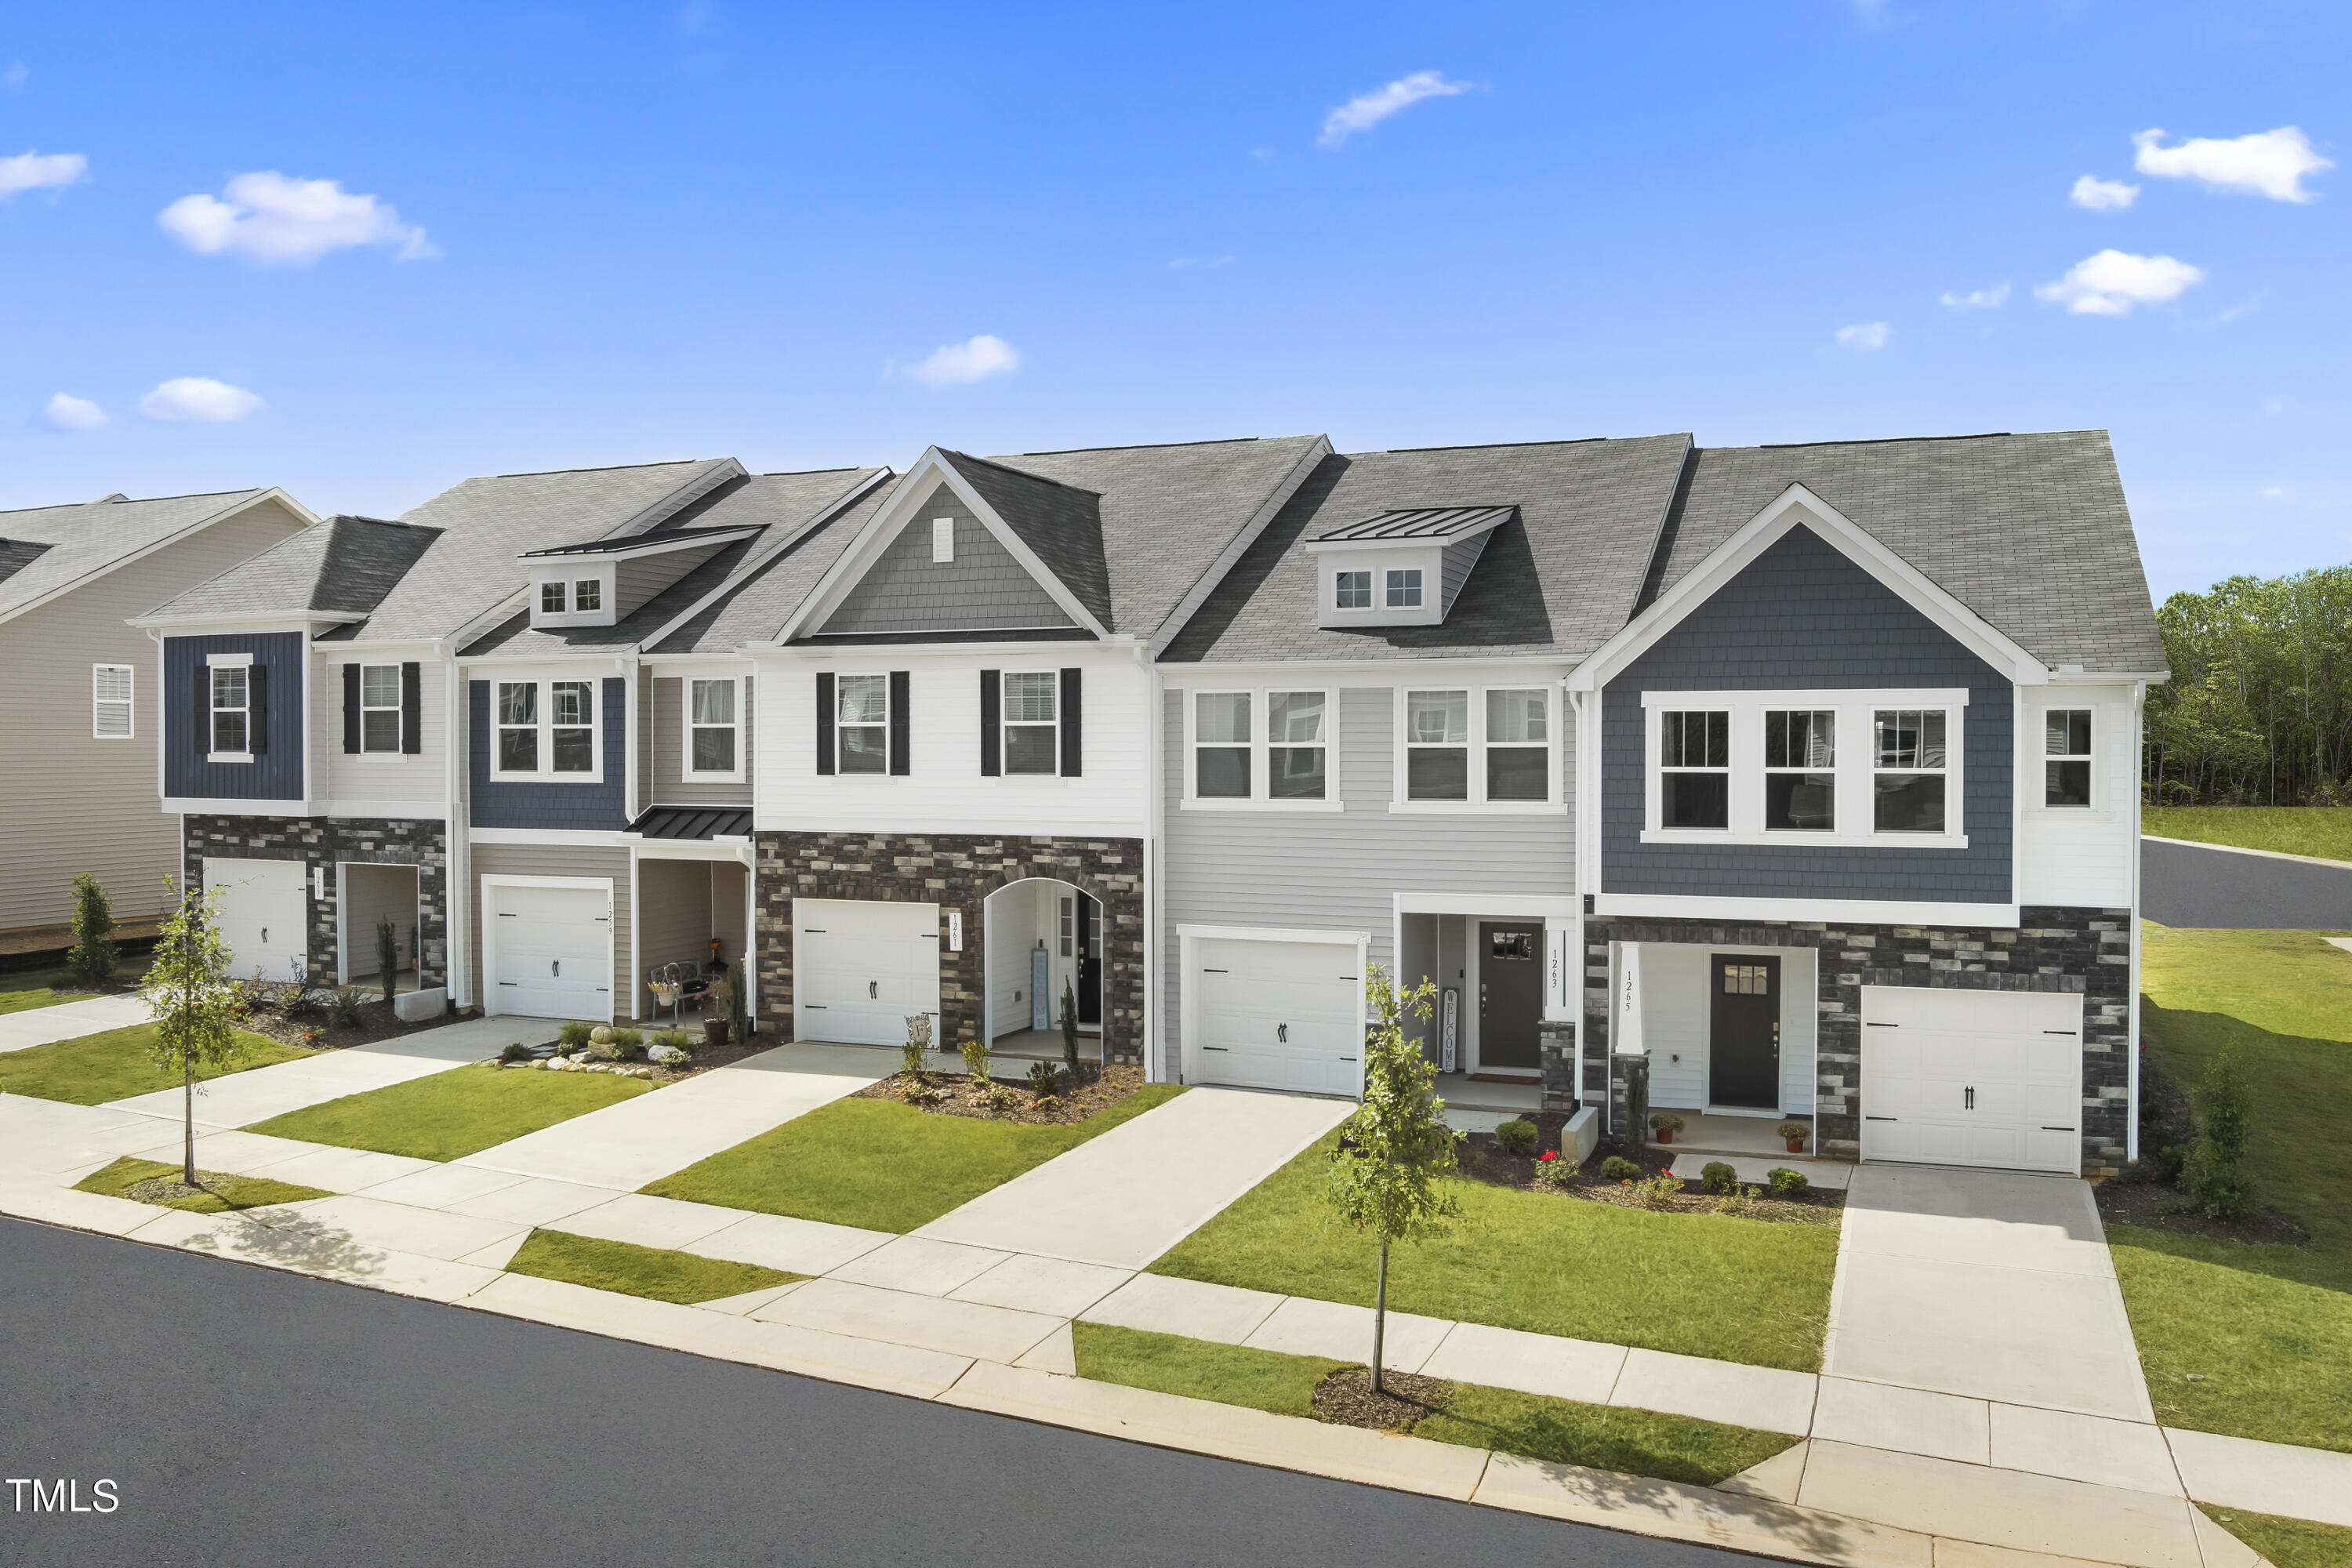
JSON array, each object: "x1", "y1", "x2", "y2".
[
  {"x1": 401, "y1": 662, "x2": 423, "y2": 754},
  {"x1": 343, "y1": 663, "x2": 361, "y2": 753},
  {"x1": 248, "y1": 663, "x2": 268, "y2": 756},
  {"x1": 815, "y1": 671, "x2": 835, "y2": 775},
  {"x1": 978, "y1": 670, "x2": 1000, "y2": 776},
  {"x1": 1059, "y1": 667, "x2": 1083, "y2": 777},
  {"x1": 887, "y1": 670, "x2": 910, "y2": 776},
  {"x1": 193, "y1": 661, "x2": 210, "y2": 757}
]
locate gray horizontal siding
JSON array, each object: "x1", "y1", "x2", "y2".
[
  {"x1": 1441, "y1": 532, "x2": 1488, "y2": 616},
  {"x1": 1159, "y1": 685, "x2": 1575, "y2": 1051},
  {"x1": 615, "y1": 547, "x2": 713, "y2": 620},
  {"x1": 1601, "y1": 524, "x2": 2013, "y2": 902},
  {"x1": 650, "y1": 675, "x2": 753, "y2": 806},
  {"x1": 820, "y1": 484, "x2": 1075, "y2": 635}
]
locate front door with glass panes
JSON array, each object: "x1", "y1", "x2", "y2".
[
  {"x1": 1476, "y1": 921, "x2": 1542, "y2": 1071},
  {"x1": 1709, "y1": 955, "x2": 1780, "y2": 1109}
]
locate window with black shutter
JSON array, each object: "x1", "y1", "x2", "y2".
[
  {"x1": 401, "y1": 662, "x2": 423, "y2": 754},
  {"x1": 815, "y1": 670, "x2": 836, "y2": 775},
  {"x1": 887, "y1": 670, "x2": 910, "y2": 775},
  {"x1": 343, "y1": 663, "x2": 361, "y2": 753},
  {"x1": 1059, "y1": 667, "x2": 1082, "y2": 777},
  {"x1": 978, "y1": 670, "x2": 1000, "y2": 775}
]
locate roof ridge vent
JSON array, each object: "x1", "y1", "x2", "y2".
[{"x1": 92, "y1": 492, "x2": 129, "y2": 504}]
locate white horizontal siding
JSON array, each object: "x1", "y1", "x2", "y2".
[{"x1": 2019, "y1": 685, "x2": 2136, "y2": 909}]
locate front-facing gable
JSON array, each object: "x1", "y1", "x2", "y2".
[{"x1": 815, "y1": 480, "x2": 1080, "y2": 638}]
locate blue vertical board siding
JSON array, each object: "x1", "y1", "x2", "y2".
[
  {"x1": 1602, "y1": 526, "x2": 2013, "y2": 902},
  {"x1": 469, "y1": 677, "x2": 629, "y2": 830},
  {"x1": 162, "y1": 632, "x2": 305, "y2": 800}
]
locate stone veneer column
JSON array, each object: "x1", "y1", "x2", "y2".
[{"x1": 1537, "y1": 1019, "x2": 1579, "y2": 1112}]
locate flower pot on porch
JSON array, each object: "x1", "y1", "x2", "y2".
[
  {"x1": 705, "y1": 1018, "x2": 731, "y2": 1047},
  {"x1": 1655, "y1": 1128, "x2": 1672, "y2": 1145},
  {"x1": 1787, "y1": 1138, "x2": 1806, "y2": 1153}
]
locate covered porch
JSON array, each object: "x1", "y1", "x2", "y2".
[
  {"x1": 983, "y1": 877, "x2": 1104, "y2": 1051},
  {"x1": 1606, "y1": 938, "x2": 1820, "y2": 1121},
  {"x1": 631, "y1": 815, "x2": 755, "y2": 1032}
]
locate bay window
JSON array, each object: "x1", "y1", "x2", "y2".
[{"x1": 2044, "y1": 710, "x2": 2092, "y2": 807}]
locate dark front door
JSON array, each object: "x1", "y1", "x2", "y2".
[
  {"x1": 1476, "y1": 922, "x2": 1542, "y2": 1072},
  {"x1": 1708, "y1": 954, "x2": 1780, "y2": 1109},
  {"x1": 1076, "y1": 894, "x2": 1102, "y2": 1026}
]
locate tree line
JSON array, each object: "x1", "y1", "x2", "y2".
[{"x1": 2145, "y1": 564, "x2": 2352, "y2": 806}]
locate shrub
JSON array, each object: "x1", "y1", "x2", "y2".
[
  {"x1": 1027, "y1": 1060, "x2": 1065, "y2": 1097},
  {"x1": 978, "y1": 1083, "x2": 1019, "y2": 1112},
  {"x1": 958, "y1": 1039, "x2": 991, "y2": 1086},
  {"x1": 326, "y1": 985, "x2": 366, "y2": 1029},
  {"x1": 283, "y1": 986, "x2": 324, "y2": 1018},
  {"x1": 1530, "y1": 1149, "x2": 1573, "y2": 1188},
  {"x1": 1775, "y1": 1120, "x2": 1809, "y2": 1145},
  {"x1": 1599, "y1": 1154, "x2": 1642, "y2": 1181},
  {"x1": 649, "y1": 1043, "x2": 689, "y2": 1066},
  {"x1": 1493, "y1": 1118, "x2": 1538, "y2": 1156},
  {"x1": 66, "y1": 872, "x2": 121, "y2": 985},
  {"x1": 557, "y1": 1021, "x2": 593, "y2": 1051},
  {"x1": 900, "y1": 1079, "x2": 944, "y2": 1106},
  {"x1": 902, "y1": 1014, "x2": 933, "y2": 1077},
  {"x1": 1629, "y1": 1170, "x2": 1684, "y2": 1206},
  {"x1": 375, "y1": 916, "x2": 400, "y2": 1004},
  {"x1": 2154, "y1": 1142, "x2": 2188, "y2": 1183},
  {"x1": 652, "y1": 1028, "x2": 693, "y2": 1060},
  {"x1": 2183, "y1": 1049, "x2": 2255, "y2": 1220},
  {"x1": 1060, "y1": 979, "x2": 1079, "y2": 1073},
  {"x1": 499, "y1": 1043, "x2": 533, "y2": 1066},
  {"x1": 1766, "y1": 1167, "x2": 1809, "y2": 1198},
  {"x1": 1699, "y1": 1160, "x2": 1737, "y2": 1195},
  {"x1": 1648, "y1": 1112, "x2": 1685, "y2": 1135},
  {"x1": 608, "y1": 1027, "x2": 645, "y2": 1062}
]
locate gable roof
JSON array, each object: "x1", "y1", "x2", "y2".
[
  {"x1": 936, "y1": 450, "x2": 1111, "y2": 629},
  {"x1": 0, "y1": 488, "x2": 314, "y2": 626},
  {"x1": 648, "y1": 482, "x2": 893, "y2": 655},
  {"x1": 140, "y1": 515, "x2": 444, "y2": 623},
  {"x1": 1161, "y1": 435, "x2": 1694, "y2": 663},
  {"x1": 1643, "y1": 430, "x2": 2166, "y2": 673}
]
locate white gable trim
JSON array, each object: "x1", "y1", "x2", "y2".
[
  {"x1": 1566, "y1": 483, "x2": 2047, "y2": 692},
  {"x1": 15, "y1": 488, "x2": 321, "y2": 632},
  {"x1": 773, "y1": 449, "x2": 1109, "y2": 644}
]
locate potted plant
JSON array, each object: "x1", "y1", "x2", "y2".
[
  {"x1": 704, "y1": 979, "x2": 735, "y2": 1047},
  {"x1": 1777, "y1": 1120, "x2": 1810, "y2": 1154},
  {"x1": 1649, "y1": 1111, "x2": 1685, "y2": 1145}
]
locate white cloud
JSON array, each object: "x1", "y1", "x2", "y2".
[
  {"x1": 2070, "y1": 175, "x2": 2139, "y2": 211},
  {"x1": 2259, "y1": 485, "x2": 2286, "y2": 499},
  {"x1": 1939, "y1": 283, "x2": 2010, "y2": 309},
  {"x1": 1316, "y1": 71, "x2": 1472, "y2": 150},
  {"x1": 2034, "y1": 249, "x2": 2204, "y2": 315},
  {"x1": 905, "y1": 335, "x2": 1020, "y2": 387},
  {"x1": 1834, "y1": 321, "x2": 1891, "y2": 352},
  {"x1": 4, "y1": 64, "x2": 26, "y2": 93},
  {"x1": 139, "y1": 377, "x2": 263, "y2": 423},
  {"x1": 158, "y1": 172, "x2": 437, "y2": 264},
  {"x1": 39, "y1": 393, "x2": 105, "y2": 430},
  {"x1": 2132, "y1": 126, "x2": 2332, "y2": 203},
  {"x1": 0, "y1": 150, "x2": 86, "y2": 198},
  {"x1": 2203, "y1": 297, "x2": 2262, "y2": 327},
  {"x1": 2261, "y1": 395, "x2": 2290, "y2": 416}
]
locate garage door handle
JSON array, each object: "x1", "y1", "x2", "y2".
[
  {"x1": 261, "y1": 927, "x2": 268, "y2": 944},
  {"x1": 2042, "y1": 1030, "x2": 2074, "y2": 1036},
  {"x1": 1277, "y1": 1024, "x2": 1287, "y2": 1043},
  {"x1": 1337, "y1": 1056, "x2": 1356, "y2": 1063},
  {"x1": 552, "y1": 960, "x2": 561, "y2": 978},
  {"x1": 869, "y1": 982, "x2": 879, "y2": 1000},
  {"x1": 1964, "y1": 1087, "x2": 1974, "y2": 1109}
]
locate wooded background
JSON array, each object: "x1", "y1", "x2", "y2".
[{"x1": 2146, "y1": 566, "x2": 2352, "y2": 805}]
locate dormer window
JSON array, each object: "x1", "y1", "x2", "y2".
[
  {"x1": 1335, "y1": 571, "x2": 1371, "y2": 610},
  {"x1": 541, "y1": 582, "x2": 567, "y2": 615},
  {"x1": 1307, "y1": 506, "x2": 1514, "y2": 630},
  {"x1": 1385, "y1": 568, "x2": 1423, "y2": 608},
  {"x1": 574, "y1": 579, "x2": 601, "y2": 612}
]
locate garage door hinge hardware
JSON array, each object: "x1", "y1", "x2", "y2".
[
  {"x1": 1202, "y1": 967, "x2": 1229, "y2": 974},
  {"x1": 2042, "y1": 1126, "x2": 2074, "y2": 1132},
  {"x1": 1865, "y1": 1022, "x2": 1897, "y2": 1028},
  {"x1": 1866, "y1": 1115, "x2": 1896, "y2": 1121}
]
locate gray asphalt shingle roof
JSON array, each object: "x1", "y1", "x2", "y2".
[
  {"x1": 0, "y1": 488, "x2": 281, "y2": 623},
  {"x1": 649, "y1": 484, "x2": 891, "y2": 655},
  {"x1": 938, "y1": 450, "x2": 1112, "y2": 629},
  {"x1": 1162, "y1": 435, "x2": 1694, "y2": 663},
  {"x1": 147, "y1": 516, "x2": 441, "y2": 621},
  {"x1": 1651, "y1": 430, "x2": 2167, "y2": 673}
]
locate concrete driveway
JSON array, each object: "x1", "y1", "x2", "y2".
[{"x1": 1824, "y1": 1164, "x2": 2154, "y2": 1425}]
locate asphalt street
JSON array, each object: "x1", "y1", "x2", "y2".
[
  {"x1": 0, "y1": 1218, "x2": 1771, "y2": 1568},
  {"x1": 2141, "y1": 837, "x2": 2352, "y2": 928}
]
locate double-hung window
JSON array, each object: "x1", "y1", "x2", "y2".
[
  {"x1": 210, "y1": 666, "x2": 250, "y2": 757},
  {"x1": 1001, "y1": 673, "x2": 1058, "y2": 775},
  {"x1": 495, "y1": 679, "x2": 597, "y2": 777},
  {"x1": 92, "y1": 664, "x2": 132, "y2": 739},
  {"x1": 2044, "y1": 710, "x2": 2092, "y2": 807},
  {"x1": 1189, "y1": 689, "x2": 1331, "y2": 803},
  {"x1": 550, "y1": 683, "x2": 594, "y2": 771},
  {"x1": 1485, "y1": 689, "x2": 1548, "y2": 800},
  {"x1": 361, "y1": 666, "x2": 402, "y2": 753},
  {"x1": 1399, "y1": 687, "x2": 1555, "y2": 807},
  {"x1": 1194, "y1": 692, "x2": 1251, "y2": 798},
  {"x1": 1763, "y1": 710, "x2": 1835, "y2": 830},
  {"x1": 1658, "y1": 710, "x2": 1730, "y2": 829},
  {"x1": 836, "y1": 673, "x2": 888, "y2": 774},
  {"x1": 1268, "y1": 691, "x2": 1327, "y2": 799},
  {"x1": 496, "y1": 682, "x2": 538, "y2": 771},
  {"x1": 688, "y1": 677, "x2": 739, "y2": 777},
  {"x1": 1872, "y1": 709, "x2": 1947, "y2": 832},
  {"x1": 1405, "y1": 690, "x2": 1468, "y2": 800},
  {"x1": 1334, "y1": 571, "x2": 1371, "y2": 610},
  {"x1": 1386, "y1": 568, "x2": 1424, "y2": 608}
]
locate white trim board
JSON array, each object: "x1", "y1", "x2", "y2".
[{"x1": 1592, "y1": 892, "x2": 2023, "y2": 929}]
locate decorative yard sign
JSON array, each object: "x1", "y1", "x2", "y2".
[{"x1": 1440, "y1": 985, "x2": 1459, "y2": 1073}]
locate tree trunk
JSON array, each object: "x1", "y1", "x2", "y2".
[
  {"x1": 182, "y1": 1060, "x2": 196, "y2": 1186},
  {"x1": 1370, "y1": 1240, "x2": 1389, "y2": 1396}
]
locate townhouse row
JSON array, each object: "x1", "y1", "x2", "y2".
[{"x1": 108, "y1": 427, "x2": 2165, "y2": 1178}]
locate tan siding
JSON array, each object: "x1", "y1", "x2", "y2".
[
  {"x1": 651, "y1": 675, "x2": 753, "y2": 805},
  {"x1": 636, "y1": 858, "x2": 712, "y2": 1019},
  {"x1": 319, "y1": 654, "x2": 448, "y2": 808},
  {"x1": 466, "y1": 842, "x2": 633, "y2": 1017},
  {"x1": 0, "y1": 499, "x2": 310, "y2": 929}
]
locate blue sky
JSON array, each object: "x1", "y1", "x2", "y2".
[{"x1": 2, "y1": 2, "x2": 2343, "y2": 602}]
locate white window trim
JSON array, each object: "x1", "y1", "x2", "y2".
[
  {"x1": 488, "y1": 677, "x2": 606, "y2": 784},
  {"x1": 360, "y1": 663, "x2": 403, "y2": 754},
  {"x1": 528, "y1": 564, "x2": 619, "y2": 629},
  {"x1": 1334, "y1": 569, "x2": 1371, "y2": 611},
  {"x1": 1385, "y1": 568, "x2": 1425, "y2": 608},
  {"x1": 1638, "y1": 687, "x2": 1970, "y2": 848},
  {"x1": 833, "y1": 670, "x2": 891, "y2": 776},
  {"x1": 539, "y1": 581, "x2": 568, "y2": 615},
  {"x1": 2038, "y1": 704, "x2": 2095, "y2": 811},
  {"x1": 683, "y1": 673, "x2": 747, "y2": 783},
  {"x1": 206, "y1": 659, "x2": 252, "y2": 764},
  {"x1": 93, "y1": 663, "x2": 134, "y2": 740},
  {"x1": 1388, "y1": 685, "x2": 1562, "y2": 815},
  {"x1": 1181, "y1": 686, "x2": 1343, "y2": 811},
  {"x1": 998, "y1": 669, "x2": 1063, "y2": 779}
]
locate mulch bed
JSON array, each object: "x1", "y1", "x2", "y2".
[
  {"x1": 1313, "y1": 1367, "x2": 1454, "y2": 1434},
  {"x1": 1457, "y1": 1120, "x2": 1846, "y2": 1227},
  {"x1": 2096, "y1": 1169, "x2": 2310, "y2": 1247},
  {"x1": 235, "y1": 993, "x2": 459, "y2": 1053},
  {"x1": 853, "y1": 1063, "x2": 1142, "y2": 1125}
]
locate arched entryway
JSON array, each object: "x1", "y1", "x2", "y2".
[{"x1": 983, "y1": 876, "x2": 1102, "y2": 1062}]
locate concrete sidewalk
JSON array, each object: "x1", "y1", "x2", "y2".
[
  {"x1": 0, "y1": 993, "x2": 154, "y2": 1051},
  {"x1": 102, "y1": 1016, "x2": 523, "y2": 1129}
]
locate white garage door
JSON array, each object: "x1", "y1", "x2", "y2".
[
  {"x1": 1191, "y1": 936, "x2": 1364, "y2": 1098},
  {"x1": 794, "y1": 899, "x2": 941, "y2": 1046},
  {"x1": 204, "y1": 858, "x2": 308, "y2": 983},
  {"x1": 488, "y1": 883, "x2": 613, "y2": 1021},
  {"x1": 1860, "y1": 986, "x2": 2084, "y2": 1174}
]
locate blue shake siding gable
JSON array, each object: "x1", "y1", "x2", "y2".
[
  {"x1": 468, "y1": 677, "x2": 629, "y2": 830},
  {"x1": 162, "y1": 632, "x2": 306, "y2": 800},
  {"x1": 1600, "y1": 524, "x2": 2013, "y2": 903}
]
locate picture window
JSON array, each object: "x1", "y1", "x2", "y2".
[{"x1": 1334, "y1": 570, "x2": 1371, "y2": 610}]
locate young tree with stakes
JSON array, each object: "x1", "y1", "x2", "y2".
[
  {"x1": 137, "y1": 880, "x2": 248, "y2": 1185},
  {"x1": 1321, "y1": 963, "x2": 1461, "y2": 1394}
]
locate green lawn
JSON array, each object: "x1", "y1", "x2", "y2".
[
  {"x1": 248, "y1": 1062, "x2": 652, "y2": 1162},
  {"x1": 2201, "y1": 1507, "x2": 2352, "y2": 1568},
  {"x1": 73, "y1": 1156, "x2": 332, "y2": 1214},
  {"x1": 0, "y1": 1023, "x2": 311, "y2": 1105},
  {"x1": 2144, "y1": 806, "x2": 2352, "y2": 863},
  {"x1": 0, "y1": 962, "x2": 149, "y2": 1017},
  {"x1": 504, "y1": 1229, "x2": 800, "y2": 1305},
  {"x1": 644, "y1": 1084, "x2": 1188, "y2": 1233},
  {"x1": 1073, "y1": 1323, "x2": 1795, "y2": 1487},
  {"x1": 1149, "y1": 1136, "x2": 1838, "y2": 1372},
  {"x1": 2118, "y1": 924, "x2": 2352, "y2": 1453}
]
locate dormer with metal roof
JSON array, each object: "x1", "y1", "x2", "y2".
[
  {"x1": 1303, "y1": 503, "x2": 1515, "y2": 629},
  {"x1": 520, "y1": 521, "x2": 764, "y2": 630}
]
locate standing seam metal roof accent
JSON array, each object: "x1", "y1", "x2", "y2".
[{"x1": 1311, "y1": 505, "x2": 1519, "y2": 542}]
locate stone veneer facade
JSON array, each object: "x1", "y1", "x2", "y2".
[
  {"x1": 754, "y1": 832, "x2": 1147, "y2": 1065},
  {"x1": 181, "y1": 815, "x2": 450, "y2": 991},
  {"x1": 1581, "y1": 906, "x2": 2132, "y2": 1176}
]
